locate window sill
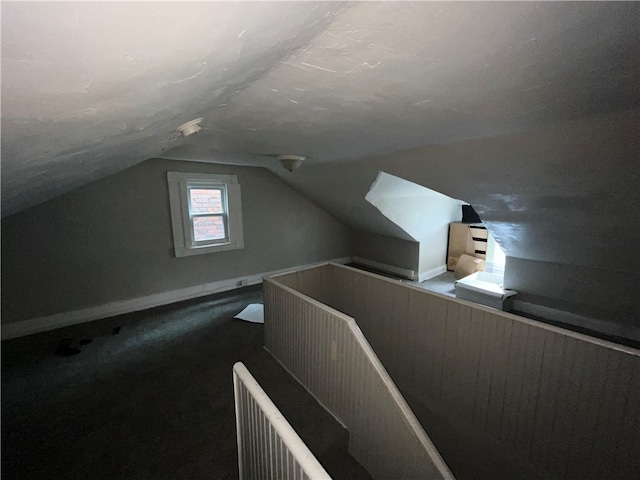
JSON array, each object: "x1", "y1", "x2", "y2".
[{"x1": 174, "y1": 240, "x2": 245, "y2": 258}]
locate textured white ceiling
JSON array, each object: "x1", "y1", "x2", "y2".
[
  {"x1": 2, "y1": 1, "x2": 639, "y2": 218},
  {"x1": 1, "y1": 1, "x2": 345, "y2": 215}
]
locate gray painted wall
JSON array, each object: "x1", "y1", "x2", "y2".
[
  {"x1": 352, "y1": 231, "x2": 420, "y2": 274},
  {"x1": 505, "y1": 257, "x2": 639, "y2": 337},
  {"x1": 1, "y1": 158, "x2": 353, "y2": 324},
  {"x1": 270, "y1": 109, "x2": 640, "y2": 336},
  {"x1": 365, "y1": 172, "x2": 463, "y2": 279}
]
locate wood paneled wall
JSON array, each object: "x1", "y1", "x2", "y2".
[
  {"x1": 313, "y1": 263, "x2": 639, "y2": 480},
  {"x1": 269, "y1": 264, "x2": 333, "y2": 306},
  {"x1": 264, "y1": 277, "x2": 454, "y2": 480}
]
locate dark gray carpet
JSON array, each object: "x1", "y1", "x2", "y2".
[{"x1": 2, "y1": 286, "x2": 370, "y2": 480}]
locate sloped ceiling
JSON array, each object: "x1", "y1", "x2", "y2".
[
  {"x1": 2, "y1": 1, "x2": 639, "y2": 220},
  {"x1": 276, "y1": 108, "x2": 640, "y2": 273}
]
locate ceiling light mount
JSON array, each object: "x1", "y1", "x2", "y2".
[
  {"x1": 177, "y1": 118, "x2": 204, "y2": 137},
  {"x1": 277, "y1": 154, "x2": 305, "y2": 172}
]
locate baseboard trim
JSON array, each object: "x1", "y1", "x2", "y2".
[
  {"x1": 1, "y1": 256, "x2": 353, "y2": 340},
  {"x1": 352, "y1": 256, "x2": 416, "y2": 280},
  {"x1": 512, "y1": 300, "x2": 640, "y2": 343},
  {"x1": 418, "y1": 264, "x2": 447, "y2": 282}
]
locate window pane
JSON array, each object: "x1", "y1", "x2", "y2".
[
  {"x1": 190, "y1": 188, "x2": 223, "y2": 214},
  {"x1": 193, "y1": 215, "x2": 226, "y2": 242}
]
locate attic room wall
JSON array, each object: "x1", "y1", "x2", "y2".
[
  {"x1": 505, "y1": 257, "x2": 638, "y2": 339},
  {"x1": 352, "y1": 231, "x2": 420, "y2": 274},
  {"x1": 272, "y1": 108, "x2": 640, "y2": 340},
  {"x1": 365, "y1": 172, "x2": 462, "y2": 280},
  {"x1": 1, "y1": 159, "x2": 353, "y2": 325}
]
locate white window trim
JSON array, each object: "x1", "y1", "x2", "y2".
[{"x1": 167, "y1": 172, "x2": 244, "y2": 258}]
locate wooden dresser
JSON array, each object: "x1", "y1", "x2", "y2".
[{"x1": 446, "y1": 222, "x2": 488, "y2": 271}]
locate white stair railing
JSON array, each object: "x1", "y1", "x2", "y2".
[{"x1": 233, "y1": 362, "x2": 331, "y2": 480}]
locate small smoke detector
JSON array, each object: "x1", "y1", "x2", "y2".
[
  {"x1": 177, "y1": 118, "x2": 204, "y2": 137},
  {"x1": 277, "y1": 154, "x2": 305, "y2": 172}
]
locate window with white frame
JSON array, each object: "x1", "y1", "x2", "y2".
[{"x1": 167, "y1": 172, "x2": 244, "y2": 257}]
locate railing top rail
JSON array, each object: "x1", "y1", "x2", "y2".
[
  {"x1": 267, "y1": 261, "x2": 332, "y2": 280},
  {"x1": 264, "y1": 276, "x2": 354, "y2": 324},
  {"x1": 233, "y1": 362, "x2": 332, "y2": 480},
  {"x1": 327, "y1": 262, "x2": 640, "y2": 356}
]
